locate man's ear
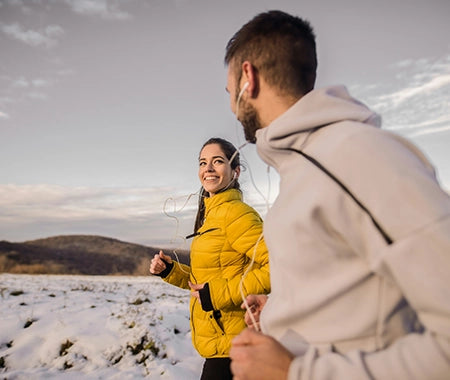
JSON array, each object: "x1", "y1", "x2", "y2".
[{"x1": 241, "y1": 61, "x2": 259, "y2": 97}]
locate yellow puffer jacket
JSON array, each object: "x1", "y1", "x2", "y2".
[{"x1": 162, "y1": 189, "x2": 270, "y2": 358}]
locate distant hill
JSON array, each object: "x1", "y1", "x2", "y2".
[{"x1": 0, "y1": 235, "x2": 190, "y2": 275}]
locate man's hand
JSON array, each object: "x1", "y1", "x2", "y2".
[
  {"x1": 230, "y1": 328, "x2": 294, "y2": 380},
  {"x1": 242, "y1": 294, "x2": 268, "y2": 330},
  {"x1": 149, "y1": 250, "x2": 172, "y2": 275}
]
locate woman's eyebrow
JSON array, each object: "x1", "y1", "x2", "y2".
[{"x1": 199, "y1": 155, "x2": 226, "y2": 162}]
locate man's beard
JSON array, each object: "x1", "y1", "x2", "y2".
[{"x1": 238, "y1": 99, "x2": 262, "y2": 144}]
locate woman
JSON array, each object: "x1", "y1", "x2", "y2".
[{"x1": 150, "y1": 137, "x2": 270, "y2": 380}]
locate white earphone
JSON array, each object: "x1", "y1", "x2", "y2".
[
  {"x1": 238, "y1": 81, "x2": 249, "y2": 100},
  {"x1": 233, "y1": 172, "x2": 237, "y2": 180},
  {"x1": 236, "y1": 81, "x2": 249, "y2": 119}
]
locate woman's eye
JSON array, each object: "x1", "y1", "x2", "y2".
[{"x1": 213, "y1": 159, "x2": 224, "y2": 165}]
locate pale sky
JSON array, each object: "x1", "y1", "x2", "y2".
[{"x1": 1, "y1": 0, "x2": 449, "y2": 247}]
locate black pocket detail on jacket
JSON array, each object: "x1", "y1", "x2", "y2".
[
  {"x1": 209, "y1": 310, "x2": 225, "y2": 334},
  {"x1": 186, "y1": 228, "x2": 219, "y2": 239}
]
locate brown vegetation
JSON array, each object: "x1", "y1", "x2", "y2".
[{"x1": 0, "y1": 235, "x2": 190, "y2": 275}]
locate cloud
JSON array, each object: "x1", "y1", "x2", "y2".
[
  {"x1": 0, "y1": 0, "x2": 33, "y2": 13},
  {"x1": 409, "y1": 124, "x2": 450, "y2": 138},
  {"x1": 2, "y1": 76, "x2": 54, "y2": 107},
  {"x1": 32, "y1": 78, "x2": 51, "y2": 87},
  {"x1": 12, "y1": 77, "x2": 51, "y2": 88},
  {"x1": 0, "y1": 179, "x2": 274, "y2": 245},
  {"x1": 352, "y1": 54, "x2": 450, "y2": 138},
  {"x1": 57, "y1": 68, "x2": 76, "y2": 77},
  {"x1": 11, "y1": 77, "x2": 29, "y2": 88},
  {"x1": 0, "y1": 184, "x2": 197, "y2": 245},
  {"x1": 377, "y1": 74, "x2": 450, "y2": 108},
  {"x1": 0, "y1": 22, "x2": 64, "y2": 48},
  {"x1": 392, "y1": 114, "x2": 450, "y2": 138},
  {"x1": 0, "y1": 184, "x2": 177, "y2": 219},
  {"x1": 64, "y1": 0, "x2": 131, "y2": 20},
  {"x1": 0, "y1": 110, "x2": 10, "y2": 119},
  {"x1": 26, "y1": 91, "x2": 48, "y2": 100},
  {"x1": 0, "y1": 95, "x2": 14, "y2": 111},
  {"x1": 3, "y1": 0, "x2": 131, "y2": 21}
]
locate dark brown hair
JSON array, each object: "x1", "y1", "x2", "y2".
[
  {"x1": 194, "y1": 138, "x2": 241, "y2": 233},
  {"x1": 225, "y1": 10, "x2": 317, "y2": 97}
]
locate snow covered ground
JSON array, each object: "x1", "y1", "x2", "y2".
[{"x1": 0, "y1": 274, "x2": 203, "y2": 379}]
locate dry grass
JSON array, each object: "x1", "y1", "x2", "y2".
[{"x1": 0, "y1": 235, "x2": 190, "y2": 276}]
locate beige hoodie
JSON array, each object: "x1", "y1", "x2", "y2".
[{"x1": 256, "y1": 86, "x2": 450, "y2": 379}]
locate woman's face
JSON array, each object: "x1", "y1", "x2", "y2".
[{"x1": 198, "y1": 143, "x2": 237, "y2": 197}]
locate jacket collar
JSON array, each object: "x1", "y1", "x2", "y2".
[{"x1": 204, "y1": 188, "x2": 242, "y2": 214}]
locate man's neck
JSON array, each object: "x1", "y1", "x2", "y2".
[{"x1": 258, "y1": 90, "x2": 299, "y2": 127}]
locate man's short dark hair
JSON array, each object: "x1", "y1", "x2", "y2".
[{"x1": 225, "y1": 10, "x2": 317, "y2": 97}]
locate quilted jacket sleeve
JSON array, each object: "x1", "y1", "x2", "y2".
[{"x1": 162, "y1": 262, "x2": 191, "y2": 290}]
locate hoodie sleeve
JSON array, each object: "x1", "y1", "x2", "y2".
[
  {"x1": 207, "y1": 203, "x2": 271, "y2": 311},
  {"x1": 287, "y1": 215, "x2": 450, "y2": 379}
]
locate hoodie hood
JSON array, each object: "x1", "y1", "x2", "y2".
[{"x1": 256, "y1": 86, "x2": 381, "y2": 168}]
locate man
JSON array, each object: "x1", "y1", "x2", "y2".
[{"x1": 225, "y1": 10, "x2": 450, "y2": 380}]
